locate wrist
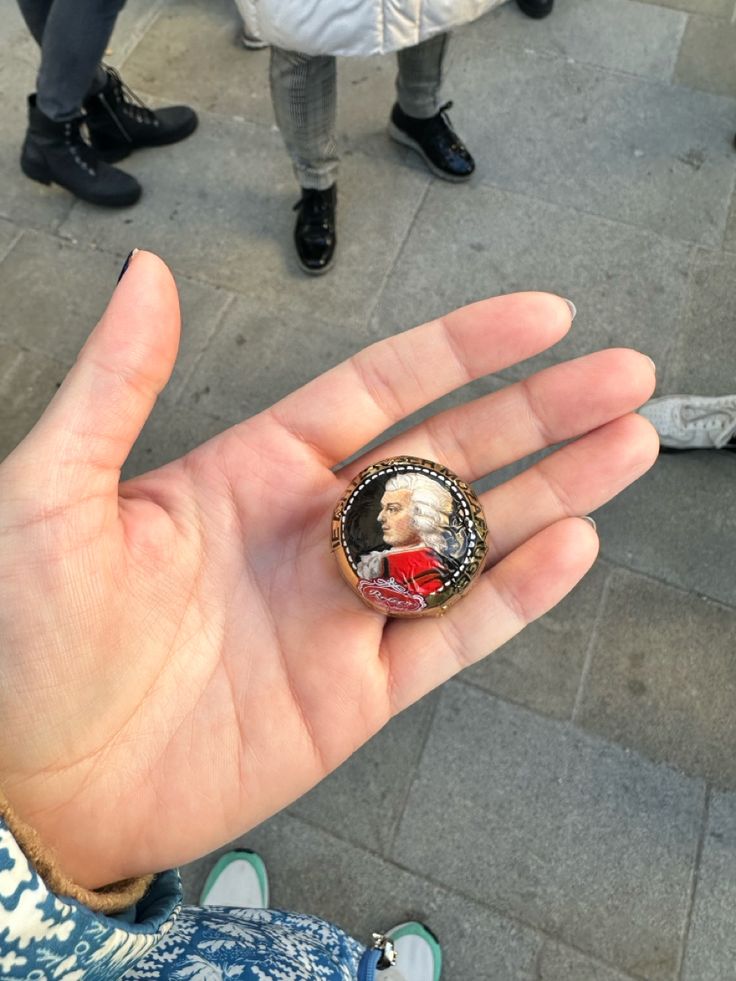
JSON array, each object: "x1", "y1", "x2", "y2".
[{"x1": 0, "y1": 785, "x2": 153, "y2": 914}]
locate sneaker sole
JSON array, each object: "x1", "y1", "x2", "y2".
[
  {"x1": 387, "y1": 121, "x2": 474, "y2": 183},
  {"x1": 242, "y1": 35, "x2": 269, "y2": 49},
  {"x1": 385, "y1": 921, "x2": 442, "y2": 981},
  {"x1": 199, "y1": 849, "x2": 270, "y2": 907}
]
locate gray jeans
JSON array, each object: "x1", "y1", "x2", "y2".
[
  {"x1": 269, "y1": 32, "x2": 449, "y2": 190},
  {"x1": 16, "y1": 0, "x2": 127, "y2": 120}
]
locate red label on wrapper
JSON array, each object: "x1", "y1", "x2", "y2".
[{"x1": 358, "y1": 577, "x2": 427, "y2": 614}]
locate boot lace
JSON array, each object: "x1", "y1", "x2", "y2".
[
  {"x1": 293, "y1": 189, "x2": 333, "y2": 233},
  {"x1": 63, "y1": 118, "x2": 99, "y2": 177},
  {"x1": 103, "y1": 65, "x2": 159, "y2": 128}
]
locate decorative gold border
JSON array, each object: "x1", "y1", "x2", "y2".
[{"x1": 332, "y1": 456, "x2": 489, "y2": 618}]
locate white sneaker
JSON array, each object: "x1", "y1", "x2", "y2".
[
  {"x1": 639, "y1": 394, "x2": 736, "y2": 450},
  {"x1": 381, "y1": 921, "x2": 442, "y2": 981},
  {"x1": 241, "y1": 27, "x2": 268, "y2": 49},
  {"x1": 199, "y1": 849, "x2": 269, "y2": 908}
]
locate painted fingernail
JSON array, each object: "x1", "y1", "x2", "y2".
[
  {"x1": 563, "y1": 298, "x2": 577, "y2": 322},
  {"x1": 581, "y1": 515, "x2": 597, "y2": 532},
  {"x1": 117, "y1": 248, "x2": 139, "y2": 284}
]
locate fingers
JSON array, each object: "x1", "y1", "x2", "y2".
[
  {"x1": 380, "y1": 517, "x2": 599, "y2": 713},
  {"x1": 266, "y1": 292, "x2": 573, "y2": 466},
  {"x1": 480, "y1": 412, "x2": 659, "y2": 564},
  {"x1": 8, "y1": 251, "x2": 180, "y2": 505},
  {"x1": 342, "y1": 348, "x2": 656, "y2": 484}
]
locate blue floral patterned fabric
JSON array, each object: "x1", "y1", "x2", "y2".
[{"x1": 0, "y1": 818, "x2": 363, "y2": 980}]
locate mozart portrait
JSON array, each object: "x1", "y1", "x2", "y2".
[{"x1": 355, "y1": 472, "x2": 466, "y2": 601}]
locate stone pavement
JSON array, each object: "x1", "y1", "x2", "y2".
[{"x1": 1, "y1": 0, "x2": 736, "y2": 977}]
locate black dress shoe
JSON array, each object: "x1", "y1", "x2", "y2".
[
  {"x1": 293, "y1": 185, "x2": 336, "y2": 275},
  {"x1": 84, "y1": 66, "x2": 198, "y2": 163},
  {"x1": 20, "y1": 95, "x2": 141, "y2": 207},
  {"x1": 388, "y1": 102, "x2": 474, "y2": 182},
  {"x1": 517, "y1": 0, "x2": 555, "y2": 18}
]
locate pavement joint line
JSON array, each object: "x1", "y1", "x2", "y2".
[
  {"x1": 675, "y1": 784, "x2": 711, "y2": 980},
  {"x1": 169, "y1": 289, "x2": 237, "y2": 405},
  {"x1": 116, "y1": 0, "x2": 174, "y2": 70},
  {"x1": 667, "y1": 6, "x2": 691, "y2": 87},
  {"x1": 0, "y1": 224, "x2": 24, "y2": 268},
  {"x1": 277, "y1": 807, "x2": 646, "y2": 981},
  {"x1": 363, "y1": 178, "x2": 431, "y2": 333},
  {"x1": 459, "y1": 32, "x2": 736, "y2": 97},
  {"x1": 570, "y1": 561, "x2": 613, "y2": 725},
  {"x1": 594, "y1": 556, "x2": 736, "y2": 617},
  {"x1": 385, "y1": 693, "x2": 441, "y2": 857}
]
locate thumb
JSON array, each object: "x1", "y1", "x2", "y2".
[{"x1": 6, "y1": 250, "x2": 180, "y2": 505}]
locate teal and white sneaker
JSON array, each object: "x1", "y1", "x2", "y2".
[
  {"x1": 384, "y1": 921, "x2": 442, "y2": 980},
  {"x1": 199, "y1": 849, "x2": 270, "y2": 908}
]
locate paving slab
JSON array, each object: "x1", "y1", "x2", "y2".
[
  {"x1": 179, "y1": 290, "x2": 368, "y2": 425},
  {"x1": 448, "y1": 44, "x2": 736, "y2": 245},
  {"x1": 181, "y1": 812, "x2": 546, "y2": 981},
  {"x1": 461, "y1": 559, "x2": 612, "y2": 720},
  {"x1": 681, "y1": 791, "x2": 736, "y2": 981},
  {"x1": 636, "y1": 0, "x2": 733, "y2": 17},
  {"x1": 0, "y1": 230, "x2": 232, "y2": 401},
  {"x1": 0, "y1": 219, "x2": 21, "y2": 267},
  {"x1": 0, "y1": 341, "x2": 65, "y2": 461},
  {"x1": 720, "y1": 196, "x2": 736, "y2": 259},
  {"x1": 537, "y1": 940, "x2": 636, "y2": 981},
  {"x1": 392, "y1": 682, "x2": 704, "y2": 979},
  {"x1": 58, "y1": 113, "x2": 429, "y2": 327},
  {"x1": 462, "y1": 0, "x2": 687, "y2": 82},
  {"x1": 596, "y1": 451, "x2": 736, "y2": 607},
  {"x1": 575, "y1": 570, "x2": 736, "y2": 787},
  {"x1": 371, "y1": 181, "x2": 692, "y2": 377},
  {"x1": 289, "y1": 693, "x2": 437, "y2": 854},
  {"x1": 122, "y1": 398, "x2": 226, "y2": 480},
  {"x1": 120, "y1": 0, "x2": 273, "y2": 124},
  {"x1": 105, "y1": 0, "x2": 172, "y2": 65},
  {"x1": 662, "y1": 247, "x2": 736, "y2": 394},
  {"x1": 674, "y1": 14, "x2": 736, "y2": 99}
]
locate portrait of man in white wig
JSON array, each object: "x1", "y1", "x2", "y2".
[{"x1": 356, "y1": 472, "x2": 466, "y2": 599}]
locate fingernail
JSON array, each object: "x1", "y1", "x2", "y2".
[
  {"x1": 645, "y1": 356, "x2": 656, "y2": 373},
  {"x1": 117, "y1": 248, "x2": 139, "y2": 284},
  {"x1": 563, "y1": 298, "x2": 577, "y2": 322},
  {"x1": 581, "y1": 515, "x2": 597, "y2": 532}
]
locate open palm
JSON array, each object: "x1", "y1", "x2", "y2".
[{"x1": 0, "y1": 252, "x2": 657, "y2": 889}]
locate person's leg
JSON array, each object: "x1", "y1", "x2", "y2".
[
  {"x1": 269, "y1": 45, "x2": 338, "y2": 273},
  {"x1": 395, "y1": 31, "x2": 448, "y2": 120},
  {"x1": 15, "y1": 0, "x2": 53, "y2": 45},
  {"x1": 19, "y1": 0, "x2": 126, "y2": 121},
  {"x1": 389, "y1": 32, "x2": 474, "y2": 182},
  {"x1": 269, "y1": 45, "x2": 338, "y2": 191}
]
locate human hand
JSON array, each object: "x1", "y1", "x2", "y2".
[{"x1": 0, "y1": 253, "x2": 658, "y2": 888}]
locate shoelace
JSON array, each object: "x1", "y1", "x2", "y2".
[
  {"x1": 427, "y1": 100, "x2": 462, "y2": 151},
  {"x1": 63, "y1": 118, "x2": 99, "y2": 176},
  {"x1": 292, "y1": 191, "x2": 333, "y2": 233},
  {"x1": 103, "y1": 65, "x2": 159, "y2": 127}
]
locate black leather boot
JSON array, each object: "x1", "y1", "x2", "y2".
[
  {"x1": 388, "y1": 102, "x2": 475, "y2": 182},
  {"x1": 517, "y1": 0, "x2": 555, "y2": 18},
  {"x1": 20, "y1": 95, "x2": 141, "y2": 207},
  {"x1": 293, "y1": 185, "x2": 337, "y2": 275},
  {"x1": 84, "y1": 66, "x2": 198, "y2": 163}
]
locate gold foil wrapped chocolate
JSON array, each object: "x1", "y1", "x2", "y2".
[{"x1": 332, "y1": 456, "x2": 488, "y2": 618}]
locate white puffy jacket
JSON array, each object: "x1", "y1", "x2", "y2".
[{"x1": 234, "y1": 0, "x2": 504, "y2": 56}]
